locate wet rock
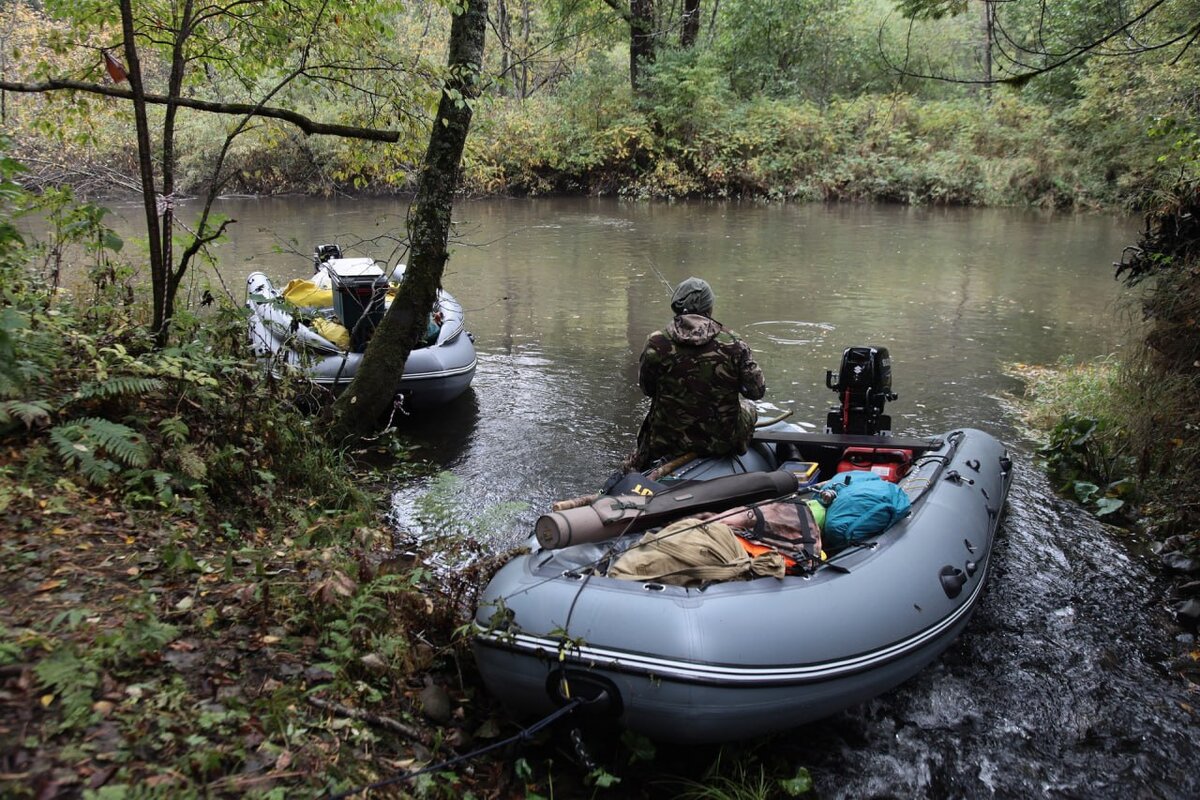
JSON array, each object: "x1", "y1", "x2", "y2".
[
  {"x1": 410, "y1": 642, "x2": 436, "y2": 671},
  {"x1": 1161, "y1": 551, "x2": 1200, "y2": 574},
  {"x1": 277, "y1": 662, "x2": 303, "y2": 678},
  {"x1": 1174, "y1": 598, "x2": 1200, "y2": 628},
  {"x1": 163, "y1": 649, "x2": 203, "y2": 672},
  {"x1": 418, "y1": 677, "x2": 452, "y2": 724},
  {"x1": 304, "y1": 665, "x2": 335, "y2": 684}
]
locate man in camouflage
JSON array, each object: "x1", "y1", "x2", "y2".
[{"x1": 630, "y1": 277, "x2": 766, "y2": 470}]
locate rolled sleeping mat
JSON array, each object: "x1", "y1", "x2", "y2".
[
  {"x1": 535, "y1": 494, "x2": 650, "y2": 549},
  {"x1": 535, "y1": 469, "x2": 800, "y2": 550}
]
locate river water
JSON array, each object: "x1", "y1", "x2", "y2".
[{"x1": 116, "y1": 196, "x2": 1199, "y2": 796}]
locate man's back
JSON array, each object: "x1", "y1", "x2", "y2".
[{"x1": 636, "y1": 313, "x2": 764, "y2": 467}]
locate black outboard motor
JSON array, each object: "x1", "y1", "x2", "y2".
[
  {"x1": 825, "y1": 346, "x2": 897, "y2": 435},
  {"x1": 313, "y1": 243, "x2": 342, "y2": 269}
]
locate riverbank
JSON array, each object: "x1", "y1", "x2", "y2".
[
  {"x1": 1009, "y1": 353, "x2": 1200, "y2": 667},
  {"x1": 5, "y1": 90, "x2": 1176, "y2": 213},
  {"x1": 0, "y1": 268, "x2": 493, "y2": 794}
]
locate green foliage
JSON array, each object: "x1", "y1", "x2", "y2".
[
  {"x1": 0, "y1": 153, "x2": 377, "y2": 532},
  {"x1": 1038, "y1": 414, "x2": 1133, "y2": 517},
  {"x1": 49, "y1": 416, "x2": 151, "y2": 485},
  {"x1": 34, "y1": 646, "x2": 102, "y2": 733},
  {"x1": 1017, "y1": 357, "x2": 1140, "y2": 519},
  {"x1": 311, "y1": 572, "x2": 421, "y2": 696},
  {"x1": 663, "y1": 747, "x2": 813, "y2": 799},
  {"x1": 72, "y1": 377, "x2": 165, "y2": 402},
  {"x1": 715, "y1": 0, "x2": 933, "y2": 101},
  {"x1": 642, "y1": 49, "x2": 735, "y2": 142}
]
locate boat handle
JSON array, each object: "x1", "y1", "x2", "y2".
[{"x1": 939, "y1": 565, "x2": 968, "y2": 598}]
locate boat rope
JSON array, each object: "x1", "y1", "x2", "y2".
[
  {"x1": 755, "y1": 409, "x2": 794, "y2": 427},
  {"x1": 358, "y1": 393, "x2": 410, "y2": 442},
  {"x1": 322, "y1": 697, "x2": 584, "y2": 800}
]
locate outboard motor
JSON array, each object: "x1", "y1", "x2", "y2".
[
  {"x1": 825, "y1": 346, "x2": 897, "y2": 436},
  {"x1": 313, "y1": 243, "x2": 342, "y2": 269}
]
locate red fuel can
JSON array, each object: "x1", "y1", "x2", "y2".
[{"x1": 836, "y1": 447, "x2": 913, "y2": 483}]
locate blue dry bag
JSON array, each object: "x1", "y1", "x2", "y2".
[{"x1": 822, "y1": 470, "x2": 912, "y2": 548}]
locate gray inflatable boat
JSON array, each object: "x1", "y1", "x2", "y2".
[
  {"x1": 246, "y1": 244, "x2": 476, "y2": 409},
  {"x1": 472, "y1": 348, "x2": 1013, "y2": 743}
]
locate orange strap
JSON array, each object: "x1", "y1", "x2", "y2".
[{"x1": 735, "y1": 535, "x2": 797, "y2": 569}]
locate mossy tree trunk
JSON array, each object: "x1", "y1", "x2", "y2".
[{"x1": 328, "y1": 0, "x2": 488, "y2": 442}]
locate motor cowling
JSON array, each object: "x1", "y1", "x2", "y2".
[
  {"x1": 825, "y1": 346, "x2": 897, "y2": 436},
  {"x1": 313, "y1": 243, "x2": 342, "y2": 269}
]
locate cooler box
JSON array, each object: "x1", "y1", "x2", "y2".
[
  {"x1": 835, "y1": 447, "x2": 912, "y2": 483},
  {"x1": 328, "y1": 259, "x2": 388, "y2": 353}
]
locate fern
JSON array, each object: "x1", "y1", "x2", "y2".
[
  {"x1": 123, "y1": 468, "x2": 177, "y2": 507},
  {"x1": 33, "y1": 646, "x2": 101, "y2": 733},
  {"x1": 49, "y1": 417, "x2": 151, "y2": 486},
  {"x1": 158, "y1": 415, "x2": 189, "y2": 445},
  {"x1": 0, "y1": 399, "x2": 52, "y2": 429},
  {"x1": 172, "y1": 445, "x2": 208, "y2": 481},
  {"x1": 72, "y1": 376, "x2": 164, "y2": 401}
]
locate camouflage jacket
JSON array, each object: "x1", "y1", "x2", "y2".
[{"x1": 634, "y1": 314, "x2": 765, "y2": 467}]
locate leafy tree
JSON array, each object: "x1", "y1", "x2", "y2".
[
  {"x1": 595, "y1": 0, "x2": 711, "y2": 92},
  {"x1": 892, "y1": 0, "x2": 1200, "y2": 93},
  {"x1": 0, "y1": 0, "x2": 416, "y2": 346},
  {"x1": 330, "y1": 0, "x2": 489, "y2": 440}
]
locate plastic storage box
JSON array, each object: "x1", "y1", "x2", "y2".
[{"x1": 328, "y1": 260, "x2": 388, "y2": 353}]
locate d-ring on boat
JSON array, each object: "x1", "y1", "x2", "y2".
[
  {"x1": 246, "y1": 244, "x2": 477, "y2": 409},
  {"x1": 471, "y1": 347, "x2": 1013, "y2": 743}
]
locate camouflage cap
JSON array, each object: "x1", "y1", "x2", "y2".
[{"x1": 670, "y1": 277, "x2": 714, "y2": 315}]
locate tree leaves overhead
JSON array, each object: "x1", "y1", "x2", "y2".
[{"x1": 890, "y1": 0, "x2": 1200, "y2": 89}]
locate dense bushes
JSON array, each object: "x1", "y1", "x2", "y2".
[
  {"x1": 465, "y1": 83, "x2": 1117, "y2": 207},
  {"x1": 3, "y1": 0, "x2": 1196, "y2": 211}
]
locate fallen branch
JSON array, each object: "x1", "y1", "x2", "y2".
[{"x1": 306, "y1": 696, "x2": 430, "y2": 745}]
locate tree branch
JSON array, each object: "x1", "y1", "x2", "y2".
[
  {"x1": 306, "y1": 696, "x2": 432, "y2": 745},
  {"x1": 600, "y1": 0, "x2": 633, "y2": 25},
  {"x1": 0, "y1": 78, "x2": 400, "y2": 142}
]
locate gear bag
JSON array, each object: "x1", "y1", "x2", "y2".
[
  {"x1": 822, "y1": 470, "x2": 911, "y2": 549},
  {"x1": 607, "y1": 518, "x2": 786, "y2": 586},
  {"x1": 710, "y1": 499, "x2": 823, "y2": 573}
]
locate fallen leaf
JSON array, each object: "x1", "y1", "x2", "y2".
[
  {"x1": 41, "y1": 694, "x2": 54, "y2": 707},
  {"x1": 35, "y1": 579, "x2": 64, "y2": 592}
]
